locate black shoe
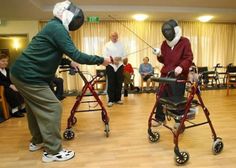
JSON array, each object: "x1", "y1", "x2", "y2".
[
  {"x1": 124, "y1": 90, "x2": 128, "y2": 97},
  {"x1": 130, "y1": 84, "x2": 135, "y2": 90},
  {"x1": 20, "y1": 108, "x2": 27, "y2": 113},
  {"x1": 12, "y1": 111, "x2": 24, "y2": 118},
  {"x1": 57, "y1": 96, "x2": 66, "y2": 101}
]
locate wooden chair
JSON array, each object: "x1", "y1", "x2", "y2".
[
  {"x1": 0, "y1": 85, "x2": 10, "y2": 119},
  {"x1": 226, "y1": 66, "x2": 236, "y2": 96}
]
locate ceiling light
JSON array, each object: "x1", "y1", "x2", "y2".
[
  {"x1": 133, "y1": 14, "x2": 148, "y2": 21},
  {"x1": 197, "y1": 15, "x2": 213, "y2": 22}
]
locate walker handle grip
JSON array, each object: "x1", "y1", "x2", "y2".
[{"x1": 151, "y1": 77, "x2": 177, "y2": 84}]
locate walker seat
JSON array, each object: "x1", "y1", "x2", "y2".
[
  {"x1": 160, "y1": 96, "x2": 197, "y2": 120},
  {"x1": 159, "y1": 96, "x2": 187, "y2": 108}
]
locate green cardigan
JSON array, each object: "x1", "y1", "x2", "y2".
[{"x1": 11, "y1": 18, "x2": 104, "y2": 85}]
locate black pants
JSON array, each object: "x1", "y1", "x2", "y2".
[
  {"x1": 50, "y1": 77, "x2": 64, "y2": 100},
  {"x1": 4, "y1": 87, "x2": 24, "y2": 111},
  {"x1": 155, "y1": 82, "x2": 186, "y2": 121},
  {"x1": 106, "y1": 65, "x2": 124, "y2": 103}
]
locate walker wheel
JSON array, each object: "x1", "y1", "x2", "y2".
[
  {"x1": 63, "y1": 129, "x2": 75, "y2": 140},
  {"x1": 148, "y1": 131, "x2": 160, "y2": 142},
  {"x1": 212, "y1": 138, "x2": 224, "y2": 154},
  {"x1": 104, "y1": 124, "x2": 110, "y2": 137},
  {"x1": 71, "y1": 117, "x2": 77, "y2": 125},
  {"x1": 175, "y1": 151, "x2": 189, "y2": 165}
]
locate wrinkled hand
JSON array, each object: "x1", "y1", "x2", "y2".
[
  {"x1": 174, "y1": 66, "x2": 183, "y2": 76},
  {"x1": 153, "y1": 48, "x2": 161, "y2": 57},
  {"x1": 70, "y1": 61, "x2": 80, "y2": 72},
  {"x1": 9, "y1": 84, "x2": 18, "y2": 92},
  {"x1": 102, "y1": 57, "x2": 112, "y2": 66}
]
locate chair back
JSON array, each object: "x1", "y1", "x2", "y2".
[
  {"x1": 0, "y1": 86, "x2": 10, "y2": 119},
  {"x1": 226, "y1": 66, "x2": 236, "y2": 73},
  {"x1": 96, "y1": 69, "x2": 106, "y2": 81},
  {"x1": 197, "y1": 67, "x2": 208, "y2": 74}
]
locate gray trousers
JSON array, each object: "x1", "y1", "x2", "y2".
[{"x1": 10, "y1": 74, "x2": 62, "y2": 154}]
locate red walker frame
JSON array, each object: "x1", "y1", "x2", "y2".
[
  {"x1": 61, "y1": 67, "x2": 110, "y2": 140},
  {"x1": 147, "y1": 73, "x2": 224, "y2": 165}
]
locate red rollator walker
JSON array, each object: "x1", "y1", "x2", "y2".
[
  {"x1": 147, "y1": 71, "x2": 224, "y2": 165},
  {"x1": 60, "y1": 66, "x2": 110, "y2": 140}
]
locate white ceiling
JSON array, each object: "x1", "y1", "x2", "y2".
[{"x1": 0, "y1": 0, "x2": 236, "y2": 23}]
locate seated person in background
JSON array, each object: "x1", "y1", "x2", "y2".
[
  {"x1": 50, "y1": 57, "x2": 80, "y2": 100},
  {"x1": 139, "y1": 57, "x2": 154, "y2": 91},
  {"x1": 0, "y1": 53, "x2": 25, "y2": 117},
  {"x1": 123, "y1": 57, "x2": 134, "y2": 97}
]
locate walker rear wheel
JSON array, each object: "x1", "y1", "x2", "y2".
[
  {"x1": 63, "y1": 129, "x2": 75, "y2": 140},
  {"x1": 212, "y1": 138, "x2": 224, "y2": 154},
  {"x1": 175, "y1": 151, "x2": 189, "y2": 165},
  {"x1": 148, "y1": 131, "x2": 160, "y2": 142}
]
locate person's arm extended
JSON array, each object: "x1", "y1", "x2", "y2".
[{"x1": 53, "y1": 26, "x2": 104, "y2": 65}]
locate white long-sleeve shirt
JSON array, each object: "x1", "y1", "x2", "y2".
[{"x1": 103, "y1": 40, "x2": 126, "y2": 72}]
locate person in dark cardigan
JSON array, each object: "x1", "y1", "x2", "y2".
[
  {"x1": 153, "y1": 19, "x2": 193, "y2": 126},
  {"x1": 0, "y1": 53, "x2": 25, "y2": 117}
]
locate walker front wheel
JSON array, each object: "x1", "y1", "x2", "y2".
[
  {"x1": 63, "y1": 129, "x2": 75, "y2": 140},
  {"x1": 212, "y1": 138, "x2": 224, "y2": 155},
  {"x1": 175, "y1": 151, "x2": 189, "y2": 165},
  {"x1": 148, "y1": 131, "x2": 160, "y2": 142}
]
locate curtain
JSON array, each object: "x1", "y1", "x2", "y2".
[{"x1": 38, "y1": 20, "x2": 236, "y2": 91}]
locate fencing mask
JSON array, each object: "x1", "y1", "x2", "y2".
[
  {"x1": 162, "y1": 19, "x2": 182, "y2": 48},
  {"x1": 162, "y1": 19, "x2": 178, "y2": 41},
  {"x1": 53, "y1": 0, "x2": 84, "y2": 31}
]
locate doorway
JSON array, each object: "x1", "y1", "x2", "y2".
[{"x1": 0, "y1": 34, "x2": 28, "y2": 66}]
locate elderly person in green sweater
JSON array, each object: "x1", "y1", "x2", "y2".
[{"x1": 10, "y1": 0, "x2": 111, "y2": 163}]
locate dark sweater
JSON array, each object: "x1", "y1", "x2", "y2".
[
  {"x1": 0, "y1": 68, "x2": 12, "y2": 87},
  {"x1": 11, "y1": 18, "x2": 104, "y2": 85},
  {"x1": 157, "y1": 37, "x2": 193, "y2": 79}
]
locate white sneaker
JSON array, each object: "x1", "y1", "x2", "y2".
[
  {"x1": 42, "y1": 149, "x2": 75, "y2": 163},
  {"x1": 29, "y1": 142, "x2": 44, "y2": 152},
  {"x1": 116, "y1": 100, "x2": 123, "y2": 104},
  {"x1": 107, "y1": 102, "x2": 113, "y2": 107}
]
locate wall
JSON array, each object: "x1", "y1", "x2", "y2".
[{"x1": 0, "y1": 20, "x2": 38, "y2": 40}]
